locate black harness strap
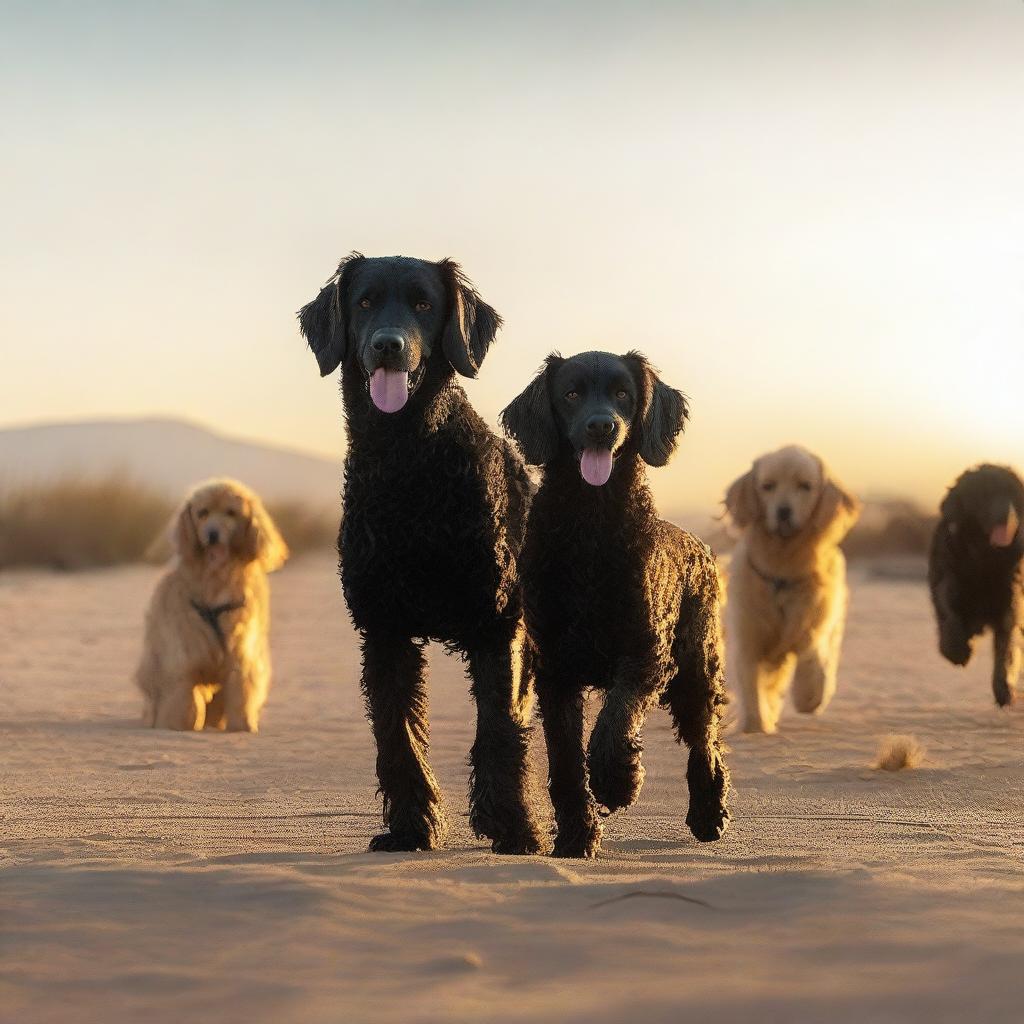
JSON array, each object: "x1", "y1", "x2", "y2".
[
  {"x1": 747, "y1": 556, "x2": 811, "y2": 597},
  {"x1": 190, "y1": 598, "x2": 245, "y2": 649}
]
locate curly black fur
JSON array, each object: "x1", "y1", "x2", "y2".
[
  {"x1": 502, "y1": 351, "x2": 730, "y2": 858},
  {"x1": 298, "y1": 254, "x2": 544, "y2": 854},
  {"x1": 929, "y1": 464, "x2": 1024, "y2": 707}
]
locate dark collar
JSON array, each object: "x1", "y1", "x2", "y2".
[
  {"x1": 190, "y1": 598, "x2": 245, "y2": 649},
  {"x1": 747, "y1": 555, "x2": 811, "y2": 596}
]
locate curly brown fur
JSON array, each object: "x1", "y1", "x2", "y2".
[
  {"x1": 929, "y1": 464, "x2": 1024, "y2": 707},
  {"x1": 298, "y1": 254, "x2": 544, "y2": 854},
  {"x1": 135, "y1": 479, "x2": 289, "y2": 733},
  {"x1": 723, "y1": 445, "x2": 861, "y2": 734},
  {"x1": 502, "y1": 351, "x2": 730, "y2": 859}
]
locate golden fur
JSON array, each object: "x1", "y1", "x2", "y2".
[
  {"x1": 135, "y1": 479, "x2": 289, "y2": 732},
  {"x1": 723, "y1": 445, "x2": 860, "y2": 734}
]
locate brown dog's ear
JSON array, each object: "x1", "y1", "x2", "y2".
[
  {"x1": 237, "y1": 496, "x2": 289, "y2": 572},
  {"x1": 501, "y1": 355, "x2": 562, "y2": 466},
  {"x1": 725, "y1": 469, "x2": 760, "y2": 528},
  {"x1": 623, "y1": 351, "x2": 689, "y2": 467},
  {"x1": 440, "y1": 259, "x2": 503, "y2": 378},
  {"x1": 147, "y1": 501, "x2": 201, "y2": 565},
  {"x1": 812, "y1": 470, "x2": 861, "y2": 538},
  {"x1": 297, "y1": 252, "x2": 363, "y2": 377}
]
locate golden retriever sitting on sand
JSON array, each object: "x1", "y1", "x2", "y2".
[
  {"x1": 724, "y1": 445, "x2": 860, "y2": 734},
  {"x1": 136, "y1": 479, "x2": 288, "y2": 732}
]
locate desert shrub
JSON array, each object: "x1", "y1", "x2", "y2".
[
  {"x1": 842, "y1": 500, "x2": 937, "y2": 560},
  {"x1": 263, "y1": 500, "x2": 337, "y2": 555},
  {"x1": 0, "y1": 476, "x2": 337, "y2": 571},
  {"x1": 0, "y1": 475, "x2": 172, "y2": 571}
]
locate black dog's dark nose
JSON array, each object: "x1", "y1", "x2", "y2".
[
  {"x1": 207, "y1": 528, "x2": 220, "y2": 545},
  {"x1": 585, "y1": 415, "x2": 616, "y2": 441},
  {"x1": 777, "y1": 505, "x2": 792, "y2": 522},
  {"x1": 370, "y1": 330, "x2": 406, "y2": 357}
]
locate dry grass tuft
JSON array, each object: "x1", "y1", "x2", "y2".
[
  {"x1": 0, "y1": 476, "x2": 337, "y2": 571},
  {"x1": 875, "y1": 734, "x2": 925, "y2": 772}
]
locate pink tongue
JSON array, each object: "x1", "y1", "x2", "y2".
[
  {"x1": 991, "y1": 507, "x2": 1020, "y2": 548},
  {"x1": 369, "y1": 368, "x2": 409, "y2": 413},
  {"x1": 991, "y1": 524, "x2": 1016, "y2": 548},
  {"x1": 580, "y1": 447, "x2": 613, "y2": 486}
]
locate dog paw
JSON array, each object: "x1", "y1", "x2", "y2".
[
  {"x1": 549, "y1": 806, "x2": 602, "y2": 859},
  {"x1": 686, "y1": 803, "x2": 730, "y2": 843},
  {"x1": 686, "y1": 748, "x2": 730, "y2": 843},
  {"x1": 939, "y1": 630, "x2": 972, "y2": 667},
  {"x1": 368, "y1": 831, "x2": 437, "y2": 853},
  {"x1": 588, "y1": 732, "x2": 645, "y2": 813},
  {"x1": 551, "y1": 827, "x2": 602, "y2": 859},
  {"x1": 491, "y1": 831, "x2": 546, "y2": 856},
  {"x1": 993, "y1": 680, "x2": 1014, "y2": 708}
]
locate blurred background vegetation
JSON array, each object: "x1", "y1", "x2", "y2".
[
  {"x1": 0, "y1": 475, "x2": 337, "y2": 571},
  {"x1": 0, "y1": 475, "x2": 937, "y2": 573}
]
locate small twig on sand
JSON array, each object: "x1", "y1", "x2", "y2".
[{"x1": 588, "y1": 889, "x2": 716, "y2": 911}]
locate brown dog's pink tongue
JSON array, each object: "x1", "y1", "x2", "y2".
[
  {"x1": 991, "y1": 506, "x2": 1020, "y2": 548},
  {"x1": 580, "y1": 447, "x2": 613, "y2": 486},
  {"x1": 369, "y1": 368, "x2": 409, "y2": 414}
]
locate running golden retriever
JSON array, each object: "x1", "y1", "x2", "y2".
[
  {"x1": 724, "y1": 445, "x2": 860, "y2": 734},
  {"x1": 136, "y1": 479, "x2": 288, "y2": 732}
]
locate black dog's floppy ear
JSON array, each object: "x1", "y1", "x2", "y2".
[
  {"x1": 939, "y1": 486, "x2": 963, "y2": 524},
  {"x1": 501, "y1": 355, "x2": 563, "y2": 466},
  {"x1": 624, "y1": 351, "x2": 689, "y2": 467},
  {"x1": 297, "y1": 252, "x2": 364, "y2": 377},
  {"x1": 440, "y1": 259, "x2": 503, "y2": 378}
]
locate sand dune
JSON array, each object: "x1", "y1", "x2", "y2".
[
  {"x1": 0, "y1": 418, "x2": 340, "y2": 504},
  {"x1": 2, "y1": 558, "x2": 1024, "y2": 1023}
]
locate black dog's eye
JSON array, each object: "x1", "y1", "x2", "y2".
[
  {"x1": 358, "y1": 298, "x2": 371, "y2": 310},
  {"x1": 196, "y1": 508, "x2": 209, "y2": 519},
  {"x1": 797, "y1": 481, "x2": 812, "y2": 492},
  {"x1": 565, "y1": 390, "x2": 579, "y2": 402},
  {"x1": 761, "y1": 482, "x2": 776, "y2": 493},
  {"x1": 615, "y1": 389, "x2": 628, "y2": 400},
  {"x1": 414, "y1": 301, "x2": 432, "y2": 313}
]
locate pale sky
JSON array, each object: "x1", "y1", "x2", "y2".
[{"x1": 2, "y1": 1, "x2": 1022, "y2": 515}]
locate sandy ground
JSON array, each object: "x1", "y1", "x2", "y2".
[{"x1": 2, "y1": 555, "x2": 1024, "y2": 1024}]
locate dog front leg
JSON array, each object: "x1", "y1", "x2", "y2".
[
  {"x1": 733, "y1": 644, "x2": 782, "y2": 734},
  {"x1": 587, "y1": 655, "x2": 662, "y2": 814},
  {"x1": 223, "y1": 665, "x2": 267, "y2": 733},
  {"x1": 537, "y1": 676, "x2": 601, "y2": 858},
  {"x1": 792, "y1": 600, "x2": 845, "y2": 716},
  {"x1": 154, "y1": 685, "x2": 206, "y2": 731},
  {"x1": 934, "y1": 576, "x2": 972, "y2": 666},
  {"x1": 992, "y1": 611, "x2": 1021, "y2": 708},
  {"x1": 361, "y1": 631, "x2": 446, "y2": 852},
  {"x1": 466, "y1": 621, "x2": 545, "y2": 855}
]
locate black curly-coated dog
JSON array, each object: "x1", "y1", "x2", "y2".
[
  {"x1": 929, "y1": 464, "x2": 1024, "y2": 707},
  {"x1": 501, "y1": 351, "x2": 730, "y2": 858},
  {"x1": 298, "y1": 253, "x2": 544, "y2": 854}
]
